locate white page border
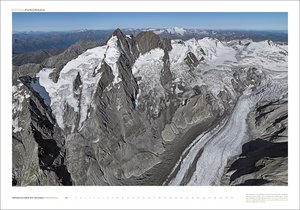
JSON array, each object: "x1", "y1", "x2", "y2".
[{"x1": 1, "y1": 1, "x2": 299, "y2": 209}]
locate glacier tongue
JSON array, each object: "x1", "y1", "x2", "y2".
[
  {"x1": 37, "y1": 35, "x2": 121, "y2": 130},
  {"x1": 168, "y1": 95, "x2": 257, "y2": 186}
]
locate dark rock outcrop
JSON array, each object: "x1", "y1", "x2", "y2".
[
  {"x1": 73, "y1": 72, "x2": 82, "y2": 92},
  {"x1": 231, "y1": 67, "x2": 264, "y2": 95},
  {"x1": 135, "y1": 31, "x2": 162, "y2": 54},
  {"x1": 112, "y1": 29, "x2": 140, "y2": 65},
  {"x1": 13, "y1": 63, "x2": 43, "y2": 83},
  {"x1": 161, "y1": 50, "x2": 173, "y2": 86},
  {"x1": 221, "y1": 99, "x2": 288, "y2": 186},
  {"x1": 184, "y1": 52, "x2": 199, "y2": 70},
  {"x1": 12, "y1": 77, "x2": 71, "y2": 186}
]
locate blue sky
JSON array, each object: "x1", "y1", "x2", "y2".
[{"x1": 13, "y1": 12, "x2": 288, "y2": 32}]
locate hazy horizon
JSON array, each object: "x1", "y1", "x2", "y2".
[
  {"x1": 12, "y1": 27, "x2": 288, "y2": 33},
  {"x1": 13, "y1": 12, "x2": 288, "y2": 32}
]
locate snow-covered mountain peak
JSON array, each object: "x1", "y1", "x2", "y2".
[
  {"x1": 166, "y1": 27, "x2": 186, "y2": 35},
  {"x1": 152, "y1": 27, "x2": 186, "y2": 35},
  {"x1": 37, "y1": 35, "x2": 122, "y2": 130}
]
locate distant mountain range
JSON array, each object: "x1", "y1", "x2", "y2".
[
  {"x1": 13, "y1": 28, "x2": 288, "y2": 54},
  {"x1": 12, "y1": 30, "x2": 114, "y2": 53}
]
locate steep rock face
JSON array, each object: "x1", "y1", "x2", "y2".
[
  {"x1": 184, "y1": 52, "x2": 200, "y2": 70},
  {"x1": 221, "y1": 99, "x2": 288, "y2": 186},
  {"x1": 161, "y1": 49, "x2": 173, "y2": 86},
  {"x1": 168, "y1": 87, "x2": 220, "y2": 134},
  {"x1": 223, "y1": 139, "x2": 287, "y2": 186},
  {"x1": 12, "y1": 76, "x2": 71, "y2": 186},
  {"x1": 250, "y1": 99, "x2": 288, "y2": 142},
  {"x1": 136, "y1": 31, "x2": 162, "y2": 54},
  {"x1": 112, "y1": 29, "x2": 140, "y2": 65},
  {"x1": 12, "y1": 63, "x2": 43, "y2": 82},
  {"x1": 231, "y1": 67, "x2": 264, "y2": 95},
  {"x1": 70, "y1": 30, "x2": 167, "y2": 184},
  {"x1": 29, "y1": 29, "x2": 164, "y2": 185}
]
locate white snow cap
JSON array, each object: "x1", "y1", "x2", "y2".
[
  {"x1": 166, "y1": 27, "x2": 186, "y2": 35},
  {"x1": 153, "y1": 27, "x2": 186, "y2": 35},
  {"x1": 37, "y1": 35, "x2": 122, "y2": 130}
]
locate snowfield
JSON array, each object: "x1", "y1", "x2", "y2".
[
  {"x1": 37, "y1": 36, "x2": 121, "y2": 129},
  {"x1": 35, "y1": 35, "x2": 287, "y2": 132}
]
